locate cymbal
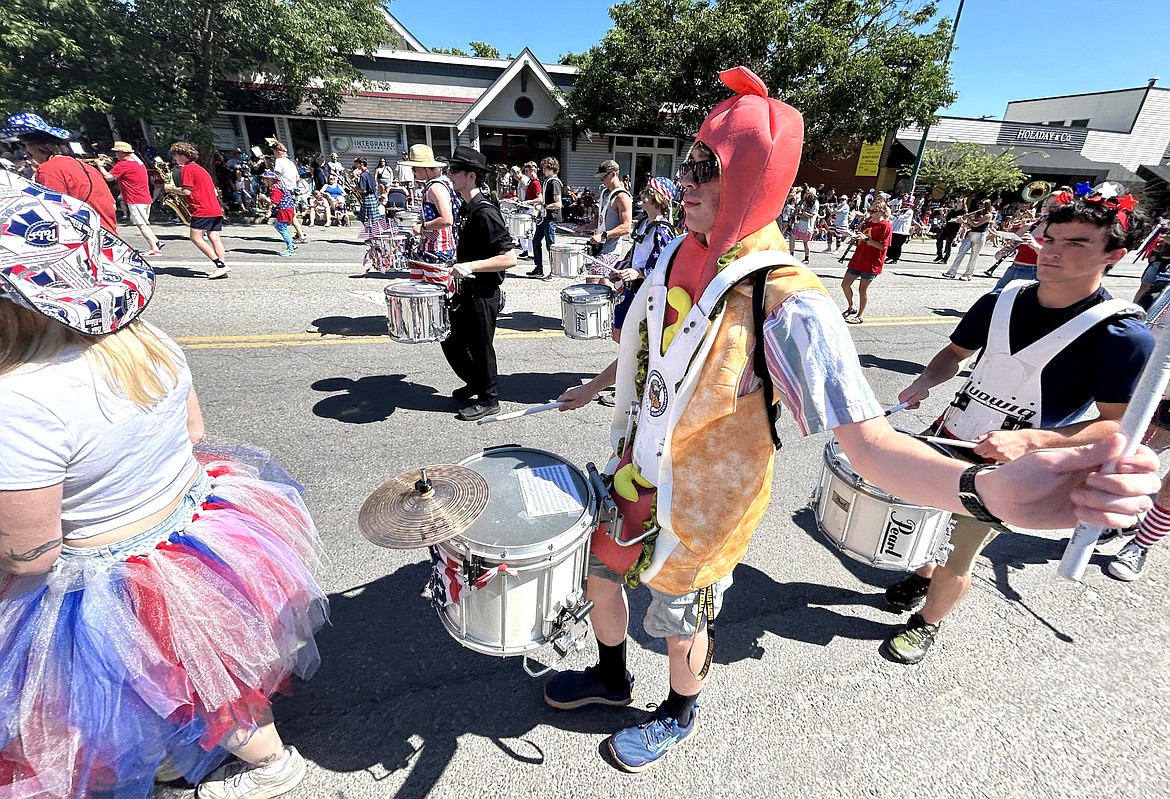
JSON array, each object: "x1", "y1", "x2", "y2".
[{"x1": 358, "y1": 464, "x2": 490, "y2": 549}]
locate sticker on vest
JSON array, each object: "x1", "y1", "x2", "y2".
[{"x1": 646, "y1": 370, "x2": 669, "y2": 417}]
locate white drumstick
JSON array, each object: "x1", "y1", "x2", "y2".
[
  {"x1": 1058, "y1": 320, "x2": 1170, "y2": 581},
  {"x1": 476, "y1": 401, "x2": 565, "y2": 425},
  {"x1": 884, "y1": 401, "x2": 912, "y2": 417},
  {"x1": 917, "y1": 434, "x2": 978, "y2": 450}
]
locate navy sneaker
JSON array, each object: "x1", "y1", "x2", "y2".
[
  {"x1": 607, "y1": 705, "x2": 699, "y2": 773},
  {"x1": 544, "y1": 666, "x2": 634, "y2": 710}
]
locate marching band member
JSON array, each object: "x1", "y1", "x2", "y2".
[
  {"x1": 2, "y1": 113, "x2": 118, "y2": 233},
  {"x1": 840, "y1": 201, "x2": 891, "y2": 324},
  {"x1": 527, "y1": 157, "x2": 563, "y2": 279},
  {"x1": 399, "y1": 144, "x2": 458, "y2": 278},
  {"x1": 0, "y1": 174, "x2": 326, "y2": 798},
  {"x1": 887, "y1": 189, "x2": 1154, "y2": 663},
  {"x1": 587, "y1": 160, "x2": 633, "y2": 277},
  {"x1": 167, "y1": 142, "x2": 231, "y2": 279},
  {"x1": 98, "y1": 141, "x2": 164, "y2": 255},
  {"x1": 943, "y1": 199, "x2": 994, "y2": 280},
  {"x1": 548, "y1": 67, "x2": 1158, "y2": 772}
]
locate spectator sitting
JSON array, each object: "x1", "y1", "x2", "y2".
[
  {"x1": 386, "y1": 183, "x2": 409, "y2": 211},
  {"x1": 305, "y1": 190, "x2": 332, "y2": 227}
]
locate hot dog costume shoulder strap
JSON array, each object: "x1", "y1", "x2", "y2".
[{"x1": 603, "y1": 238, "x2": 827, "y2": 594}]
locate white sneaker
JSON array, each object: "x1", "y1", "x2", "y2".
[
  {"x1": 196, "y1": 746, "x2": 306, "y2": 799},
  {"x1": 207, "y1": 265, "x2": 232, "y2": 280},
  {"x1": 1107, "y1": 541, "x2": 1149, "y2": 582}
]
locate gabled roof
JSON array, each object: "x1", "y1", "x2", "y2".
[
  {"x1": 454, "y1": 48, "x2": 568, "y2": 134},
  {"x1": 381, "y1": 8, "x2": 427, "y2": 53}
]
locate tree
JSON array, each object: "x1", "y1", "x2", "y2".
[
  {"x1": 433, "y1": 42, "x2": 502, "y2": 59},
  {"x1": 558, "y1": 0, "x2": 956, "y2": 160},
  {"x1": 431, "y1": 46, "x2": 470, "y2": 56},
  {"x1": 903, "y1": 142, "x2": 1026, "y2": 197},
  {"x1": 0, "y1": 0, "x2": 395, "y2": 155}
]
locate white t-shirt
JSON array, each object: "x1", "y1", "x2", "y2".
[
  {"x1": 274, "y1": 156, "x2": 299, "y2": 191},
  {"x1": 0, "y1": 324, "x2": 199, "y2": 539},
  {"x1": 891, "y1": 208, "x2": 914, "y2": 235}
]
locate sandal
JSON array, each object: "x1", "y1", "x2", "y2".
[
  {"x1": 842, "y1": 308, "x2": 856, "y2": 318},
  {"x1": 846, "y1": 316, "x2": 863, "y2": 324}
]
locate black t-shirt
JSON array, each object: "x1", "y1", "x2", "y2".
[
  {"x1": 457, "y1": 193, "x2": 514, "y2": 296},
  {"x1": 543, "y1": 176, "x2": 563, "y2": 222},
  {"x1": 950, "y1": 284, "x2": 1153, "y2": 428}
]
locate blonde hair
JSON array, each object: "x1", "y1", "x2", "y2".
[{"x1": 0, "y1": 301, "x2": 181, "y2": 406}]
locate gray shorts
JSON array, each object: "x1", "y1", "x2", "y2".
[
  {"x1": 589, "y1": 552, "x2": 732, "y2": 639},
  {"x1": 127, "y1": 203, "x2": 152, "y2": 226}
]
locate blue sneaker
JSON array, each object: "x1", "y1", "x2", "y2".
[
  {"x1": 607, "y1": 705, "x2": 699, "y2": 772},
  {"x1": 544, "y1": 665, "x2": 634, "y2": 710}
]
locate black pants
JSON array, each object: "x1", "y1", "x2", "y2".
[
  {"x1": 888, "y1": 232, "x2": 908, "y2": 262},
  {"x1": 441, "y1": 291, "x2": 500, "y2": 402},
  {"x1": 936, "y1": 226, "x2": 959, "y2": 260}
]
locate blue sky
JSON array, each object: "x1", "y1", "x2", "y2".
[{"x1": 390, "y1": 0, "x2": 1170, "y2": 119}]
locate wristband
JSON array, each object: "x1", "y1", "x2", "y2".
[{"x1": 958, "y1": 464, "x2": 1012, "y2": 533}]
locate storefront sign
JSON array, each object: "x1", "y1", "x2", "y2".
[
  {"x1": 855, "y1": 141, "x2": 883, "y2": 177},
  {"x1": 330, "y1": 135, "x2": 400, "y2": 155},
  {"x1": 996, "y1": 123, "x2": 1087, "y2": 150}
]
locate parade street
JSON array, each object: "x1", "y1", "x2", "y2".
[{"x1": 142, "y1": 223, "x2": 1167, "y2": 799}]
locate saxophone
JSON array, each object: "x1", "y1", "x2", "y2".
[{"x1": 155, "y1": 159, "x2": 193, "y2": 225}]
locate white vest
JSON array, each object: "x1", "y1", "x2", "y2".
[{"x1": 940, "y1": 281, "x2": 1135, "y2": 440}]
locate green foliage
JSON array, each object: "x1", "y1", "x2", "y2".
[
  {"x1": 560, "y1": 0, "x2": 957, "y2": 159},
  {"x1": 431, "y1": 46, "x2": 470, "y2": 56},
  {"x1": 904, "y1": 142, "x2": 1027, "y2": 196},
  {"x1": 0, "y1": 0, "x2": 396, "y2": 153},
  {"x1": 468, "y1": 41, "x2": 501, "y2": 59}
]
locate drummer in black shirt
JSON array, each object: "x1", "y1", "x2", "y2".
[{"x1": 445, "y1": 145, "x2": 516, "y2": 421}]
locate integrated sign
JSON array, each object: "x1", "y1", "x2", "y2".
[
  {"x1": 329, "y1": 134, "x2": 400, "y2": 156},
  {"x1": 995, "y1": 122, "x2": 1087, "y2": 151}
]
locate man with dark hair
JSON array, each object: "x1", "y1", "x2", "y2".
[
  {"x1": 167, "y1": 141, "x2": 230, "y2": 279},
  {"x1": 2, "y1": 113, "x2": 118, "y2": 232},
  {"x1": 527, "y1": 156, "x2": 562, "y2": 279},
  {"x1": 443, "y1": 145, "x2": 516, "y2": 421},
  {"x1": 886, "y1": 192, "x2": 1155, "y2": 664}
]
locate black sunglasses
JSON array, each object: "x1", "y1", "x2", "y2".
[{"x1": 679, "y1": 158, "x2": 719, "y2": 185}]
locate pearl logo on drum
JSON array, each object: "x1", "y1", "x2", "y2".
[{"x1": 882, "y1": 512, "x2": 917, "y2": 557}]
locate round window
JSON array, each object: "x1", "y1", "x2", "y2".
[{"x1": 514, "y1": 97, "x2": 535, "y2": 119}]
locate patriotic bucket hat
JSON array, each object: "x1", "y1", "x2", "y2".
[{"x1": 0, "y1": 170, "x2": 154, "y2": 335}]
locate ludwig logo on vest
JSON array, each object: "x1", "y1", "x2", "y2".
[{"x1": 646, "y1": 370, "x2": 669, "y2": 417}]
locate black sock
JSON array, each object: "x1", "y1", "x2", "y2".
[
  {"x1": 660, "y1": 688, "x2": 699, "y2": 726},
  {"x1": 596, "y1": 639, "x2": 627, "y2": 687},
  {"x1": 212, "y1": 258, "x2": 226, "y2": 269}
]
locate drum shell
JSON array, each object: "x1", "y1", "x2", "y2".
[
  {"x1": 813, "y1": 438, "x2": 954, "y2": 571},
  {"x1": 560, "y1": 283, "x2": 615, "y2": 340},
  {"x1": 506, "y1": 212, "x2": 535, "y2": 239},
  {"x1": 436, "y1": 447, "x2": 597, "y2": 657},
  {"x1": 383, "y1": 280, "x2": 451, "y2": 343},
  {"x1": 396, "y1": 211, "x2": 420, "y2": 230},
  {"x1": 550, "y1": 243, "x2": 585, "y2": 278}
]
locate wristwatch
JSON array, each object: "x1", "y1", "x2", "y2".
[{"x1": 958, "y1": 464, "x2": 1012, "y2": 533}]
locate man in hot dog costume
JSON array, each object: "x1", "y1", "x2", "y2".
[
  {"x1": 887, "y1": 187, "x2": 1154, "y2": 664},
  {"x1": 550, "y1": 69, "x2": 1158, "y2": 772}
]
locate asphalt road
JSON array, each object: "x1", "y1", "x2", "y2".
[{"x1": 142, "y1": 220, "x2": 1169, "y2": 799}]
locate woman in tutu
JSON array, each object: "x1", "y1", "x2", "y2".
[{"x1": 0, "y1": 171, "x2": 326, "y2": 799}]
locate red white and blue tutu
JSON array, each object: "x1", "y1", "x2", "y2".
[{"x1": 0, "y1": 449, "x2": 328, "y2": 798}]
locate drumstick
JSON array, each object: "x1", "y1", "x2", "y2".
[
  {"x1": 1057, "y1": 319, "x2": 1170, "y2": 582},
  {"x1": 884, "y1": 401, "x2": 912, "y2": 417},
  {"x1": 475, "y1": 401, "x2": 566, "y2": 425},
  {"x1": 915, "y1": 434, "x2": 978, "y2": 450}
]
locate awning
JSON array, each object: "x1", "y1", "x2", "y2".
[
  {"x1": 893, "y1": 138, "x2": 1122, "y2": 178},
  {"x1": 1138, "y1": 163, "x2": 1170, "y2": 184}
]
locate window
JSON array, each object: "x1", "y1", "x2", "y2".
[
  {"x1": 514, "y1": 97, "x2": 535, "y2": 118},
  {"x1": 1070, "y1": 119, "x2": 1090, "y2": 128},
  {"x1": 637, "y1": 137, "x2": 655, "y2": 148},
  {"x1": 615, "y1": 136, "x2": 633, "y2": 147},
  {"x1": 431, "y1": 128, "x2": 453, "y2": 159},
  {"x1": 405, "y1": 125, "x2": 428, "y2": 148},
  {"x1": 655, "y1": 153, "x2": 674, "y2": 178}
]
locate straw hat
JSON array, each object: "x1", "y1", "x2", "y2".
[
  {"x1": 110, "y1": 141, "x2": 135, "y2": 153},
  {"x1": 399, "y1": 144, "x2": 443, "y2": 168}
]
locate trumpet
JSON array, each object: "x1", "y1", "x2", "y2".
[{"x1": 80, "y1": 155, "x2": 112, "y2": 168}]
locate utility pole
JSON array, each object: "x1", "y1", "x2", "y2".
[{"x1": 908, "y1": 0, "x2": 965, "y2": 195}]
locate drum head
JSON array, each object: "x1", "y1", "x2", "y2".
[
  {"x1": 561, "y1": 283, "x2": 615, "y2": 303},
  {"x1": 384, "y1": 280, "x2": 446, "y2": 298},
  {"x1": 456, "y1": 448, "x2": 592, "y2": 553}
]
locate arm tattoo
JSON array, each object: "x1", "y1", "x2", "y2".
[{"x1": 5, "y1": 538, "x2": 61, "y2": 562}]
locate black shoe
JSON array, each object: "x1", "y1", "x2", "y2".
[
  {"x1": 526, "y1": 268, "x2": 545, "y2": 278},
  {"x1": 456, "y1": 401, "x2": 500, "y2": 422},
  {"x1": 884, "y1": 613, "x2": 940, "y2": 665},
  {"x1": 885, "y1": 573, "x2": 931, "y2": 611},
  {"x1": 451, "y1": 385, "x2": 477, "y2": 402},
  {"x1": 544, "y1": 665, "x2": 634, "y2": 710},
  {"x1": 518, "y1": 252, "x2": 532, "y2": 260},
  {"x1": 541, "y1": 273, "x2": 553, "y2": 281}
]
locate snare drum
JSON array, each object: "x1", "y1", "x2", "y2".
[
  {"x1": 550, "y1": 243, "x2": 586, "y2": 278},
  {"x1": 506, "y1": 212, "x2": 535, "y2": 240},
  {"x1": 396, "y1": 210, "x2": 420, "y2": 230},
  {"x1": 384, "y1": 280, "x2": 450, "y2": 343},
  {"x1": 432, "y1": 447, "x2": 596, "y2": 659},
  {"x1": 561, "y1": 283, "x2": 615, "y2": 340},
  {"x1": 812, "y1": 436, "x2": 954, "y2": 571}
]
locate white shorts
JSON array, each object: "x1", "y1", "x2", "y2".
[{"x1": 127, "y1": 203, "x2": 152, "y2": 226}]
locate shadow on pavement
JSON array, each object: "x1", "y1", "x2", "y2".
[
  {"x1": 498, "y1": 310, "x2": 562, "y2": 333},
  {"x1": 858, "y1": 353, "x2": 923, "y2": 375},
  {"x1": 154, "y1": 265, "x2": 209, "y2": 279},
  {"x1": 277, "y1": 562, "x2": 642, "y2": 798},
  {"x1": 347, "y1": 271, "x2": 410, "y2": 280},
  {"x1": 311, "y1": 375, "x2": 450, "y2": 423},
  {"x1": 497, "y1": 372, "x2": 595, "y2": 404},
  {"x1": 981, "y1": 530, "x2": 1076, "y2": 642},
  {"x1": 309, "y1": 315, "x2": 388, "y2": 336},
  {"x1": 927, "y1": 307, "x2": 966, "y2": 318},
  {"x1": 228, "y1": 247, "x2": 281, "y2": 256}
]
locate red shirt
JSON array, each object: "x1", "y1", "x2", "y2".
[
  {"x1": 109, "y1": 157, "x2": 152, "y2": 204},
  {"x1": 847, "y1": 219, "x2": 891, "y2": 275},
  {"x1": 181, "y1": 162, "x2": 222, "y2": 218},
  {"x1": 524, "y1": 178, "x2": 541, "y2": 201},
  {"x1": 35, "y1": 156, "x2": 118, "y2": 233}
]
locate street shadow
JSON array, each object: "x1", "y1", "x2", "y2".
[
  {"x1": 857, "y1": 354, "x2": 923, "y2": 375},
  {"x1": 276, "y1": 562, "x2": 641, "y2": 798},
  {"x1": 498, "y1": 310, "x2": 563, "y2": 333},
  {"x1": 347, "y1": 271, "x2": 410, "y2": 280},
  {"x1": 153, "y1": 265, "x2": 209, "y2": 279},
  {"x1": 978, "y1": 530, "x2": 1077, "y2": 643},
  {"x1": 497, "y1": 372, "x2": 595, "y2": 404},
  {"x1": 308, "y1": 315, "x2": 388, "y2": 337},
  {"x1": 310, "y1": 375, "x2": 451, "y2": 423},
  {"x1": 227, "y1": 247, "x2": 282, "y2": 256},
  {"x1": 927, "y1": 307, "x2": 966, "y2": 318}
]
